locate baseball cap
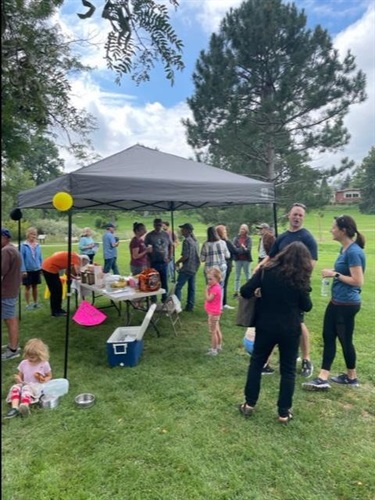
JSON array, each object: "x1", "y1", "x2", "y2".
[
  {"x1": 1, "y1": 228, "x2": 12, "y2": 238},
  {"x1": 256, "y1": 223, "x2": 270, "y2": 229},
  {"x1": 79, "y1": 255, "x2": 90, "y2": 264},
  {"x1": 106, "y1": 223, "x2": 115, "y2": 228},
  {"x1": 179, "y1": 223, "x2": 194, "y2": 232}
]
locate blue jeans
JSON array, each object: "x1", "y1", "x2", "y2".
[
  {"x1": 151, "y1": 262, "x2": 168, "y2": 302},
  {"x1": 104, "y1": 257, "x2": 119, "y2": 275},
  {"x1": 234, "y1": 260, "x2": 251, "y2": 292},
  {"x1": 175, "y1": 272, "x2": 196, "y2": 310}
]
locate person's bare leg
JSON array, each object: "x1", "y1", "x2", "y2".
[
  {"x1": 300, "y1": 323, "x2": 313, "y2": 377},
  {"x1": 25, "y1": 285, "x2": 31, "y2": 305},
  {"x1": 300, "y1": 323, "x2": 310, "y2": 360},
  {"x1": 32, "y1": 285, "x2": 38, "y2": 303},
  {"x1": 347, "y1": 368, "x2": 357, "y2": 380},
  {"x1": 4, "y1": 318, "x2": 19, "y2": 349}
]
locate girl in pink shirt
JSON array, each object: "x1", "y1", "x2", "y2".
[
  {"x1": 5, "y1": 338, "x2": 52, "y2": 419},
  {"x1": 204, "y1": 267, "x2": 223, "y2": 356}
]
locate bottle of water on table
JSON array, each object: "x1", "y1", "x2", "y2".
[{"x1": 321, "y1": 278, "x2": 330, "y2": 297}]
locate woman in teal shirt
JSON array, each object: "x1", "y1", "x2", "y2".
[
  {"x1": 79, "y1": 227, "x2": 97, "y2": 264},
  {"x1": 303, "y1": 215, "x2": 366, "y2": 391}
]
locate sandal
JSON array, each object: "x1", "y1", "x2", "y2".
[
  {"x1": 278, "y1": 411, "x2": 293, "y2": 424},
  {"x1": 238, "y1": 403, "x2": 254, "y2": 418}
]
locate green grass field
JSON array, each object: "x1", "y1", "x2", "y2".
[{"x1": 2, "y1": 206, "x2": 375, "y2": 499}]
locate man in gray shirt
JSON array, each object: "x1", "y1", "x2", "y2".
[
  {"x1": 145, "y1": 218, "x2": 173, "y2": 302},
  {"x1": 175, "y1": 223, "x2": 200, "y2": 312}
]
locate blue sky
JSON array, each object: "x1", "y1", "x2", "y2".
[{"x1": 56, "y1": 0, "x2": 375, "y2": 172}]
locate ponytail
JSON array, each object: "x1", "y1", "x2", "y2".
[{"x1": 355, "y1": 231, "x2": 365, "y2": 249}]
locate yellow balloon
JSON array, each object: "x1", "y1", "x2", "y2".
[{"x1": 52, "y1": 192, "x2": 73, "y2": 211}]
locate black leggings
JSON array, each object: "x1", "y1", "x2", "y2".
[
  {"x1": 42, "y1": 270, "x2": 63, "y2": 315},
  {"x1": 245, "y1": 328, "x2": 300, "y2": 418},
  {"x1": 321, "y1": 301, "x2": 360, "y2": 371}
]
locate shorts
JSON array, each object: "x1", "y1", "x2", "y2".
[
  {"x1": 1, "y1": 297, "x2": 18, "y2": 320},
  {"x1": 22, "y1": 270, "x2": 42, "y2": 286}
]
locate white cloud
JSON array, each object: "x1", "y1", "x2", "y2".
[
  {"x1": 180, "y1": 0, "x2": 242, "y2": 34},
  {"x1": 58, "y1": 1, "x2": 374, "y2": 174},
  {"x1": 61, "y1": 76, "x2": 194, "y2": 172},
  {"x1": 311, "y1": 5, "x2": 375, "y2": 169}
]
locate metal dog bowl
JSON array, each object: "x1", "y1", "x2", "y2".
[
  {"x1": 40, "y1": 395, "x2": 60, "y2": 409},
  {"x1": 75, "y1": 393, "x2": 96, "y2": 409}
]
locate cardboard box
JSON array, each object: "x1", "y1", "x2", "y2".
[{"x1": 106, "y1": 328, "x2": 144, "y2": 367}]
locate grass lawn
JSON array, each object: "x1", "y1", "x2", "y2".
[{"x1": 2, "y1": 206, "x2": 375, "y2": 499}]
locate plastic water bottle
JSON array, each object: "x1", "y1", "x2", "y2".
[
  {"x1": 321, "y1": 278, "x2": 330, "y2": 297},
  {"x1": 42, "y1": 378, "x2": 69, "y2": 397}
]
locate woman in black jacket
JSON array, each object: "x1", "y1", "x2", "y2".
[{"x1": 238, "y1": 242, "x2": 313, "y2": 423}]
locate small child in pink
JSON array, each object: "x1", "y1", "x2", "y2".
[
  {"x1": 204, "y1": 267, "x2": 223, "y2": 356},
  {"x1": 5, "y1": 338, "x2": 52, "y2": 419}
]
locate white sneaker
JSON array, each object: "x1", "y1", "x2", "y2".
[
  {"x1": 223, "y1": 304, "x2": 235, "y2": 310},
  {"x1": 205, "y1": 348, "x2": 218, "y2": 356},
  {"x1": 2, "y1": 347, "x2": 21, "y2": 361}
]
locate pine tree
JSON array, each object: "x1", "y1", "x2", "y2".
[
  {"x1": 356, "y1": 147, "x2": 375, "y2": 214},
  {"x1": 184, "y1": 0, "x2": 367, "y2": 190}
]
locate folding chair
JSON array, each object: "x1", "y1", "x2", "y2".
[{"x1": 154, "y1": 294, "x2": 182, "y2": 336}]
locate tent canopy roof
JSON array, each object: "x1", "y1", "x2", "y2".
[{"x1": 17, "y1": 144, "x2": 274, "y2": 211}]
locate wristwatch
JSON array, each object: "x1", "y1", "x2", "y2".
[{"x1": 334, "y1": 273, "x2": 340, "y2": 279}]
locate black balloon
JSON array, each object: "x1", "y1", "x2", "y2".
[{"x1": 10, "y1": 208, "x2": 23, "y2": 221}]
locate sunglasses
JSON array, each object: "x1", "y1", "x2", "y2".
[{"x1": 292, "y1": 203, "x2": 306, "y2": 210}]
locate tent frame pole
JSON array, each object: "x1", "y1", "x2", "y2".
[
  {"x1": 272, "y1": 202, "x2": 278, "y2": 237},
  {"x1": 64, "y1": 211, "x2": 73, "y2": 379}
]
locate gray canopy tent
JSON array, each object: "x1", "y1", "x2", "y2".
[
  {"x1": 18, "y1": 144, "x2": 275, "y2": 210},
  {"x1": 17, "y1": 144, "x2": 276, "y2": 376}
]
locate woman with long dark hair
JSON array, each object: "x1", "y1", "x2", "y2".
[
  {"x1": 238, "y1": 242, "x2": 313, "y2": 423},
  {"x1": 129, "y1": 222, "x2": 152, "y2": 275},
  {"x1": 303, "y1": 215, "x2": 365, "y2": 391}
]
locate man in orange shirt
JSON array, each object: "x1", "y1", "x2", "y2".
[{"x1": 42, "y1": 252, "x2": 89, "y2": 317}]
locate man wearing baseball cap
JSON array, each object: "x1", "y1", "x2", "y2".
[
  {"x1": 175, "y1": 223, "x2": 200, "y2": 311},
  {"x1": 102, "y1": 223, "x2": 120, "y2": 274},
  {"x1": 1, "y1": 228, "x2": 22, "y2": 361}
]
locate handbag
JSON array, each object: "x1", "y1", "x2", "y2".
[
  {"x1": 236, "y1": 269, "x2": 264, "y2": 327},
  {"x1": 236, "y1": 296, "x2": 258, "y2": 327}
]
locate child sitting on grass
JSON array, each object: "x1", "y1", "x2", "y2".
[
  {"x1": 204, "y1": 267, "x2": 223, "y2": 356},
  {"x1": 5, "y1": 338, "x2": 52, "y2": 419}
]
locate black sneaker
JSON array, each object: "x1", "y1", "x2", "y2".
[
  {"x1": 4, "y1": 408, "x2": 20, "y2": 419},
  {"x1": 302, "y1": 377, "x2": 331, "y2": 391},
  {"x1": 301, "y1": 359, "x2": 313, "y2": 378},
  {"x1": 331, "y1": 374, "x2": 359, "y2": 386},
  {"x1": 262, "y1": 364, "x2": 275, "y2": 375}
]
